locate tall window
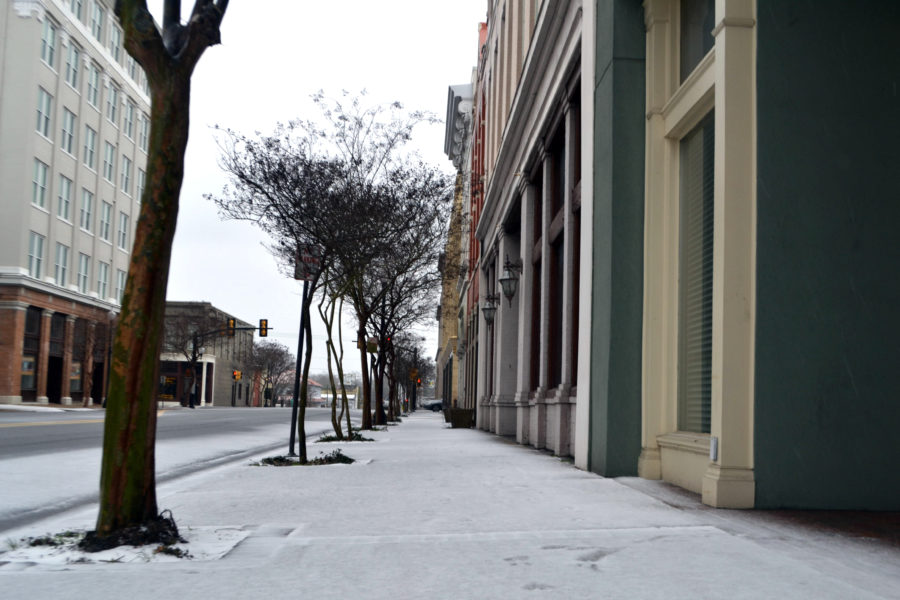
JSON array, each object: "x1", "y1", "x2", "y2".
[
  {"x1": 677, "y1": 111, "x2": 715, "y2": 434},
  {"x1": 83, "y1": 125, "x2": 97, "y2": 169},
  {"x1": 680, "y1": 0, "x2": 715, "y2": 82},
  {"x1": 136, "y1": 168, "x2": 146, "y2": 200},
  {"x1": 55, "y1": 243, "x2": 70, "y2": 287},
  {"x1": 123, "y1": 99, "x2": 135, "y2": 138},
  {"x1": 99, "y1": 201, "x2": 112, "y2": 241},
  {"x1": 91, "y1": 1, "x2": 105, "y2": 42},
  {"x1": 97, "y1": 261, "x2": 109, "y2": 298},
  {"x1": 138, "y1": 112, "x2": 149, "y2": 152},
  {"x1": 117, "y1": 212, "x2": 129, "y2": 249},
  {"x1": 58, "y1": 174, "x2": 73, "y2": 220},
  {"x1": 77, "y1": 253, "x2": 91, "y2": 293},
  {"x1": 126, "y1": 55, "x2": 137, "y2": 80},
  {"x1": 108, "y1": 25, "x2": 122, "y2": 63},
  {"x1": 121, "y1": 155, "x2": 132, "y2": 195},
  {"x1": 32, "y1": 159, "x2": 49, "y2": 207},
  {"x1": 80, "y1": 189, "x2": 94, "y2": 231},
  {"x1": 87, "y1": 63, "x2": 100, "y2": 107},
  {"x1": 115, "y1": 269, "x2": 127, "y2": 303},
  {"x1": 36, "y1": 88, "x2": 52, "y2": 137},
  {"x1": 41, "y1": 18, "x2": 57, "y2": 68},
  {"x1": 70, "y1": 0, "x2": 83, "y2": 20},
  {"x1": 103, "y1": 142, "x2": 116, "y2": 182},
  {"x1": 65, "y1": 42, "x2": 80, "y2": 88},
  {"x1": 28, "y1": 232, "x2": 45, "y2": 279},
  {"x1": 106, "y1": 84, "x2": 119, "y2": 124},
  {"x1": 61, "y1": 108, "x2": 76, "y2": 154}
]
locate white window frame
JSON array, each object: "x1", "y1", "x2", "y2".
[
  {"x1": 99, "y1": 200, "x2": 112, "y2": 241},
  {"x1": 87, "y1": 63, "x2": 100, "y2": 108},
  {"x1": 138, "y1": 112, "x2": 150, "y2": 152},
  {"x1": 84, "y1": 125, "x2": 97, "y2": 169},
  {"x1": 41, "y1": 17, "x2": 57, "y2": 68},
  {"x1": 91, "y1": 1, "x2": 104, "y2": 42},
  {"x1": 32, "y1": 159, "x2": 49, "y2": 208},
  {"x1": 28, "y1": 232, "x2": 45, "y2": 279},
  {"x1": 36, "y1": 87, "x2": 52, "y2": 137},
  {"x1": 70, "y1": 0, "x2": 83, "y2": 21},
  {"x1": 58, "y1": 174, "x2": 73, "y2": 220},
  {"x1": 97, "y1": 261, "x2": 109, "y2": 299},
  {"x1": 103, "y1": 141, "x2": 116, "y2": 182},
  {"x1": 80, "y1": 189, "x2": 94, "y2": 232},
  {"x1": 106, "y1": 83, "x2": 119, "y2": 125},
  {"x1": 121, "y1": 154, "x2": 132, "y2": 195},
  {"x1": 115, "y1": 268, "x2": 127, "y2": 303},
  {"x1": 117, "y1": 211, "x2": 129, "y2": 250},
  {"x1": 77, "y1": 253, "x2": 91, "y2": 294},
  {"x1": 123, "y1": 99, "x2": 135, "y2": 138},
  {"x1": 136, "y1": 167, "x2": 146, "y2": 200},
  {"x1": 108, "y1": 24, "x2": 122, "y2": 63},
  {"x1": 55, "y1": 243, "x2": 70, "y2": 287},
  {"x1": 61, "y1": 108, "x2": 76, "y2": 154},
  {"x1": 65, "y1": 42, "x2": 80, "y2": 89}
]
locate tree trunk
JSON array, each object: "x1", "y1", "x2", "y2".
[
  {"x1": 95, "y1": 74, "x2": 190, "y2": 536},
  {"x1": 358, "y1": 325, "x2": 372, "y2": 429}
]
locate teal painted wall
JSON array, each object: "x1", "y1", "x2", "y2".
[
  {"x1": 755, "y1": 0, "x2": 900, "y2": 508},
  {"x1": 588, "y1": 0, "x2": 645, "y2": 476}
]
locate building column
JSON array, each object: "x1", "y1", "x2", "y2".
[
  {"x1": 638, "y1": 0, "x2": 674, "y2": 480},
  {"x1": 530, "y1": 150, "x2": 554, "y2": 450},
  {"x1": 84, "y1": 321, "x2": 96, "y2": 405},
  {"x1": 515, "y1": 179, "x2": 535, "y2": 445},
  {"x1": 36, "y1": 309, "x2": 53, "y2": 404},
  {"x1": 60, "y1": 315, "x2": 76, "y2": 404},
  {"x1": 0, "y1": 301, "x2": 28, "y2": 404},
  {"x1": 493, "y1": 231, "x2": 520, "y2": 436},
  {"x1": 702, "y1": 1, "x2": 757, "y2": 509}
]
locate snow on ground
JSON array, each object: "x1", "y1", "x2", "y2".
[
  {"x1": 0, "y1": 409, "x2": 335, "y2": 531},
  {"x1": 1, "y1": 413, "x2": 898, "y2": 599}
]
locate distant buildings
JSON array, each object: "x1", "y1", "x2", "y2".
[
  {"x1": 442, "y1": 0, "x2": 900, "y2": 509},
  {"x1": 158, "y1": 301, "x2": 255, "y2": 407},
  {"x1": 0, "y1": 0, "x2": 149, "y2": 405}
]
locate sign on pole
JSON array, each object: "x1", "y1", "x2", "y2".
[{"x1": 294, "y1": 244, "x2": 321, "y2": 281}]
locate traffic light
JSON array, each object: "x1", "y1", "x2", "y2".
[
  {"x1": 232, "y1": 370, "x2": 242, "y2": 381},
  {"x1": 259, "y1": 319, "x2": 268, "y2": 337},
  {"x1": 417, "y1": 377, "x2": 422, "y2": 386},
  {"x1": 226, "y1": 318, "x2": 236, "y2": 337}
]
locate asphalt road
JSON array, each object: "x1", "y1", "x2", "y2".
[
  {"x1": 0, "y1": 406, "x2": 342, "y2": 459},
  {"x1": 0, "y1": 406, "x2": 357, "y2": 532}
]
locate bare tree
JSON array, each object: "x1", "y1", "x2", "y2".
[
  {"x1": 247, "y1": 340, "x2": 294, "y2": 407},
  {"x1": 84, "y1": 0, "x2": 229, "y2": 550},
  {"x1": 211, "y1": 92, "x2": 452, "y2": 432}
]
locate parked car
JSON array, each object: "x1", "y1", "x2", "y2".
[{"x1": 421, "y1": 398, "x2": 443, "y2": 412}]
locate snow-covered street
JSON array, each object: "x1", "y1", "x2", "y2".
[{"x1": 2, "y1": 412, "x2": 898, "y2": 599}]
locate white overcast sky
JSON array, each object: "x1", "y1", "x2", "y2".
[{"x1": 145, "y1": 1, "x2": 486, "y2": 375}]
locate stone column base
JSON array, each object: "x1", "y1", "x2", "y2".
[
  {"x1": 702, "y1": 464, "x2": 755, "y2": 508},
  {"x1": 638, "y1": 447, "x2": 662, "y2": 480}
]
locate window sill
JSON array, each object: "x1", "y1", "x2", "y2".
[{"x1": 657, "y1": 431, "x2": 710, "y2": 456}]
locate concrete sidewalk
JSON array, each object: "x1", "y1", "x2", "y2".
[{"x1": 3, "y1": 412, "x2": 899, "y2": 599}]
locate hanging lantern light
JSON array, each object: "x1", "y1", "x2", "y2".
[{"x1": 498, "y1": 254, "x2": 523, "y2": 306}]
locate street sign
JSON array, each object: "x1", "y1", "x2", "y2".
[
  {"x1": 294, "y1": 244, "x2": 321, "y2": 281},
  {"x1": 409, "y1": 368, "x2": 418, "y2": 381}
]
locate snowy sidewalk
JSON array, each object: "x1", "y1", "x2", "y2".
[{"x1": 2, "y1": 412, "x2": 899, "y2": 599}]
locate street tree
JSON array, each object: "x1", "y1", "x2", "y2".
[
  {"x1": 161, "y1": 306, "x2": 222, "y2": 407},
  {"x1": 248, "y1": 340, "x2": 294, "y2": 407},
  {"x1": 212, "y1": 91, "x2": 452, "y2": 431},
  {"x1": 83, "y1": 0, "x2": 230, "y2": 550}
]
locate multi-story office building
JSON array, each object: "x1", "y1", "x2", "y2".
[{"x1": 0, "y1": 0, "x2": 150, "y2": 404}]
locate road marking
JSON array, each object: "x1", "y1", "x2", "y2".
[
  {"x1": 0, "y1": 418, "x2": 104, "y2": 428},
  {"x1": 0, "y1": 410, "x2": 168, "y2": 428}
]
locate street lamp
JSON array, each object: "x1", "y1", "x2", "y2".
[
  {"x1": 498, "y1": 254, "x2": 523, "y2": 306},
  {"x1": 482, "y1": 293, "x2": 499, "y2": 326}
]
